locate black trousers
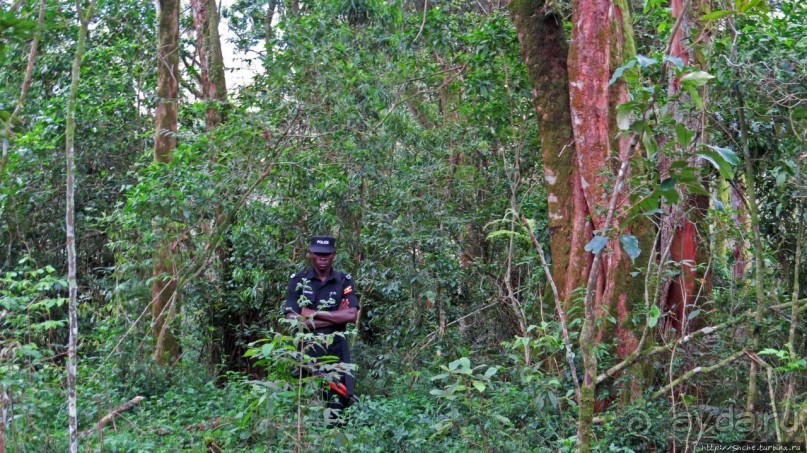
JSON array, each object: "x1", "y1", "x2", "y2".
[{"x1": 304, "y1": 334, "x2": 355, "y2": 412}]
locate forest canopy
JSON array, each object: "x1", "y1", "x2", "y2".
[{"x1": 0, "y1": 0, "x2": 805, "y2": 451}]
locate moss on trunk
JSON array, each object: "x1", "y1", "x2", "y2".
[{"x1": 509, "y1": 0, "x2": 585, "y2": 307}]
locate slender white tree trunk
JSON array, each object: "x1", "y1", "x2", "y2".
[
  {"x1": 0, "y1": 386, "x2": 7, "y2": 453},
  {"x1": 65, "y1": 1, "x2": 97, "y2": 451}
]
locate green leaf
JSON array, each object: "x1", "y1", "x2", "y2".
[
  {"x1": 675, "y1": 123, "x2": 695, "y2": 147},
  {"x1": 609, "y1": 60, "x2": 637, "y2": 86},
  {"x1": 472, "y1": 380, "x2": 486, "y2": 393},
  {"x1": 738, "y1": 0, "x2": 765, "y2": 14},
  {"x1": 664, "y1": 55, "x2": 685, "y2": 71},
  {"x1": 642, "y1": 132, "x2": 659, "y2": 158},
  {"x1": 618, "y1": 234, "x2": 641, "y2": 261},
  {"x1": 20, "y1": 344, "x2": 42, "y2": 359},
  {"x1": 636, "y1": 54, "x2": 656, "y2": 68},
  {"x1": 32, "y1": 319, "x2": 66, "y2": 331},
  {"x1": 658, "y1": 186, "x2": 680, "y2": 204},
  {"x1": 647, "y1": 305, "x2": 661, "y2": 328},
  {"x1": 483, "y1": 366, "x2": 498, "y2": 379},
  {"x1": 701, "y1": 9, "x2": 734, "y2": 20},
  {"x1": 706, "y1": 145, "x2": 740, "y2": 166},
  {"x1": 697, "y1": 149, "x2": 736, "y2": 179},
  {"x1": 617, "y1": 107, "x2": 633, "y2": 131},
  {"x1": 775, "y1": 172, "x2": 787, "y2": 187},
  {"x1": 679, "y1": 178, "x2": 710, "y2": 196},
  {"x1": 684, "y1": 85, "x2": 703, "y2": 108},
  {"x1": 758, "y1": 348, "x2": 788, "y2": 359},
  {"x1": 633, "y1": 192, "x2": 662, "y2": 213},
  {"x1": 493, "y1": 414, "x2": 512, "y2": 424},
  {"x1": 584, "y1": 235, "x2": 608, "y2": 255},
  {"x1": 680, "y1": 71, "x2": 715, "y2": 87},
  {"x1": 687, "y1": 309, "x2": 701, "y2": 320},
  {"x1": 449, "y1": 357, "x2": 470, "y2": 372}
]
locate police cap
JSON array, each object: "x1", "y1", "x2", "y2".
[{"x1": 309, "y1": 235, "x2": 336, "y2": 253}]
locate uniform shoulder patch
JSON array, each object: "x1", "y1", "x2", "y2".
[
  {"x1": 290, "y1": 273, "x2": 296, "y2": 279},
  {"x1": 345, "y1": 274, "x2": 352, "y2": 280}
]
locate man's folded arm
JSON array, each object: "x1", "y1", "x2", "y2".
[
  {"x1": 310, "y1": 307, "x2": 358, "y2": 324},
  {"x1": 285, "y1": 311, "x2": 337, "y2": 329}
]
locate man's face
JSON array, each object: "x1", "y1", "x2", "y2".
[{"x1": 310, "y1": 251, "x2": 335, "y2": 273}]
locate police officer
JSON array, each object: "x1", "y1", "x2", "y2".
[{"x1": 283, "y1": 235, "x2": 359, "y2": 413}]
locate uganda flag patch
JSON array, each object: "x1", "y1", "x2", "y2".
[{"x1": 343, "y1": 285, "x2": 353, "y2": 295}]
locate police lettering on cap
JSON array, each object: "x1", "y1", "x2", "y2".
[{"x1": 309, "y1": 235, "x2": 336, "y2": 253}]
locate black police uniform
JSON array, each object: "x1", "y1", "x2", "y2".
[{"x1": 284, "y1": 267, "x2": 360, "y2": 409}]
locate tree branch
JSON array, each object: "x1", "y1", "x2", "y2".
[
  {"x1": 597, "y1": 298, "x2": 807, "y2": 384},
  {"x1": 651, "y1": 349, "x2": 745, "y2": 400},
  {"x1": 80, "y1": 396, "x2": 145, "y2": 439},
  {"x1": 520, "y1": 213, "x2": 581, "y2": 402}
]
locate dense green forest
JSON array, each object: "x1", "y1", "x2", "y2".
[{"x1": 1, "y1": 0, "x2": 805, "y2": 450}]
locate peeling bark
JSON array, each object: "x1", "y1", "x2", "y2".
[
  {"x1": 568, "y1": 0, "x2": 642, "y2": 338},
  {"x1": 512, "y1": 3, "x2": 656, "y2": 443},
  {"x1": 567, "y1": 0, "x2": 613, "y2": 449}
]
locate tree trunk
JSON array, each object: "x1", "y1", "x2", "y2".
[
  {"x1": 608, "y1": 0, "x2": 655, "y2": 399},
  {"x1": 782, "y1": 178, "x2": 803, "y2": 429},
  {"x1": 0, "y1": 387, "x2": 6, "y2": 453},
  {"x1": 511, "y1": 0, "x2": 649, "y2": 416},
  {"x1": 203, "y1": 0, "x2": 227, "y2": 128},
  {"x1": 152, "y1": 0, "x2": 181, "y2": 364},
  {"x1": 191, "y1": 0, "x2": 211, "y2": 102},
  {"x1": 509, "y1": 0, "x2": 588, "y2": 308},
  {"x1": 265, "y1": 0, "x2": 277, "y2": 43},
  {"x1": 566, "y1": 0, "x2": 613, "y2": 448},
  {"x1": 735, "y1": 84, "x2": 766, "y2": 415},
  {"x1": 65, "y1": 1, "x2": 97, "y2": 451},
  {"x1": 0, "y1": 0, "x2": 46, "y2": 184},
  {"x1": 729, "y1": 181, "x2": 748, "y2": 278},
  {"x1": 658, "y1": 0, "x2": 713, "y2": 335},
  {"x1": 191, "y1": 0, "x2": 228, "y2": 130}
]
